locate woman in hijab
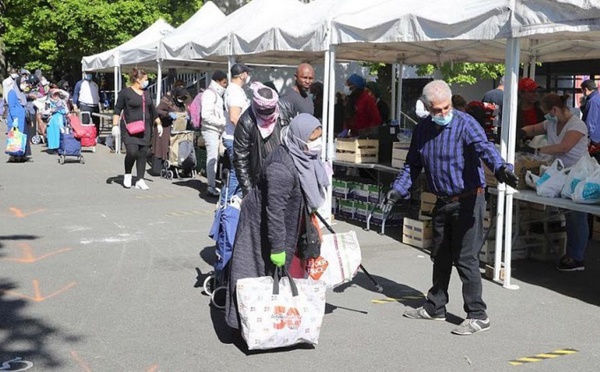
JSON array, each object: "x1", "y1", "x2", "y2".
[
  {"x1": 6, "y1": 76, "x2": 33, "y2": 162},
  {"x1": 152, "y1": 87, "x2": 189, "y2": 175},
  {"x1": 234, "y1": 82, "x2": 294, "y2": 197},
  {"x1": 225, "y1": 113, "x2": 329, "y2": 330}
]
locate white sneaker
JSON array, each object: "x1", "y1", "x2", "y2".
[
  {"x1": 135, "y1": 179, "x2": 149, "y2": 190},
  {"x1": 207, "y1": 186, "x2": 221, "y2": 196},
  {"x1": 123, "y1": 174, "x2": 132, "y2": 189}
]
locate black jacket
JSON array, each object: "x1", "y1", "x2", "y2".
[{"x1": 233, "y1": 99, "x2": 295, "y2": 196}]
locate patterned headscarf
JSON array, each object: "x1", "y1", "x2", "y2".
[{"x1": 250, "y1": 82, "x2": 279, "y2": 139}]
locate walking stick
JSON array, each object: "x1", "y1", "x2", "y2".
[{"x1": 315, "y1": 212, "x2": 384, "y2": 293}]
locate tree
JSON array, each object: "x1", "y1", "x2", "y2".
[
  {"x1": 0, "y1": 0, "x2": 202, "y2": 82},
  {"x1": 415, "y1": 62, "x2": 505, "y2": 85}
]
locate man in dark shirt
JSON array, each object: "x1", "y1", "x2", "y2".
[
  {"x1": 482, "y1": 75, "x2": 504, "y2": 110},
  {"x1": 281, "y1": 63, "x2": 314, "y2": 116},
  {"x1": 383, "y1": 80, "x2": 518, "y2": 336}
]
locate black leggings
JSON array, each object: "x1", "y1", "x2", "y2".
[{"x1": 124, "y1": 143, "x2": 149, "y2": 179}]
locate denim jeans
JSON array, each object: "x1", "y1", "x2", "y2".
[
  {"x1": 222, "y1": 138, "x2": 241, "y2": 201},
  {"x1": 424, "y1": 193, "x2": 487, "y2": 320},
  {"x1": 565, "y1": 210, "x2": 589, "y2": 261}
]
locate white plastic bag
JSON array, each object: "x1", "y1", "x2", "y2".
[
  {"x1": 561, "y1": 154, "x2": 599, "y2": 199},
  {"x1": 305, "y1": 231, "x2": 362, "y2": 288},
  {"x1": 525, "y1": 170, "x2": 540, "y2": 190},
  {"x1": 536, "y1": 158, "x2": 568, "y2": 198},
  {"x1": 237, "y1": 269, "x2": 327, "y2": 350},
  {"x1": 571, "y1": 168, "x2": 600, "y2": 204}
]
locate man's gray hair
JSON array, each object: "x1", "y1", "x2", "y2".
[{"x1": 421, "y1": 80, "x2": 452, "y2": 107}]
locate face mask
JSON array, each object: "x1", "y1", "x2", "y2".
[
  {"x1": 85, "y1": 74, "x2": 93, "y2": 81},
  {"x1": 308, "y1": 93, "x2": 315, "y2": 101},
  {"x1": 11, "y1": 73, "x2": 19, "y2": 79},
  {"x1": 215, "y1": 85, "x2": 226, "y2": 96},
  {"x1": 544, "y1": 113, "x2": 557, "y2": 123},
  {"x1": 432, "y1": 111, "x2": 454, "y2": 126},
  {"x1": 140, "y1": 80, "x2": 149, "y2": 89},
  {"x1": 176, "y1": 98, "x2": 184, "y2": 103},
  {"x1": 244, "y1": 74, "x2": 251, "y2": 85},
  {"x1": 306, "y1": 138, "x2": 323, "y2": 156},
  {"x1": 20, "y1": 83, "x2": 28, "y2": 91},
  {"x1": 343, "y1": 86, "x2": 352, "y2": 95}
]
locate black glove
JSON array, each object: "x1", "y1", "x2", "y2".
[
  {"x1": 496, "y1": 166, "x2": 519, "y2": 189},
  {"x1": 381, "y1": 189, "x2": 404, "y2": 214}
]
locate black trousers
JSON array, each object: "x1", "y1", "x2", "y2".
[
  {"x1": 423, "y1": 192, "x2": 487, "y2": 320},
  {"x1": 124, "y1": 143, "x2": 149, "y2": 179}
]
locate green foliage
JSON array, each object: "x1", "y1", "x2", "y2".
[
  {"x1": 0, "y1": 0, "x2": 203, "y2": 81},
  {"x1": 415, "y1": 63, "x2": 505, "y2": 85}
]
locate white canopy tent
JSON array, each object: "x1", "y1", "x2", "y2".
[{"x1": 81, "y1": 18, "x2": 174, "y2": 103}]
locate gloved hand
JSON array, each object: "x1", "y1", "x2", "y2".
[
  {"x1": 380, "y1": 188, "x2": 404, "y2": 214},
  {"x1": 156, "y1": 124, "x2": 163, "y2": 137},
  {"x1": 111, "y1": 125, "x2": 120, "y2": 138},
  {"x1": 337, "y1": 128, "x2": 349, "y2": 138},
  {"x1": 168, "y1": 112, "x2": 178, "y2": 120},
  {"x1": 496, "y1": 165, "x2": 519, "y2": 189},
  {"x1": 270, "y1": 251, "x2": 286, "y2": 267}
]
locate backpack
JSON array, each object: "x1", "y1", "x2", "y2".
[{"x1": 188, "y1": 87, "x2": 218, "y2": 129}]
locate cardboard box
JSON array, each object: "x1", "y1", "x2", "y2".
[
  {"x1": 402, "y1": 216, "x2": 433, "y2": 249},
  {"x1": 485, "y1": 264, "x2": 505, "y2": 281},
  {"x1": 480, "y1": 240, "x2": 528, "y2": 264},
  {"x1": 332, "y1": 179, "x2": 354, "y2": 199},
  {"x1": 391, "y1": 159, "x2": 405, "y2": 169},
  {"x1": 338, "y1": 200, "x2": 356, "y2": 219},
  {"x1": 367, "y1": 184, "x2": 381, "y2": 204},
  {"x1": 420, "y1": 192, "x2": 437, "y2": 216},
  {"x1": 335, "y1": 139, "x2": 379, "y2": 164},
  {"x1": 529, "y1": 231, "x2": 567, "y2": 262},
  {"x1": 354, "y1": 201, "x2": 370, "y2": 222}
]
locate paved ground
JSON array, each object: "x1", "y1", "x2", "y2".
[{"x1": 1, "y1": 131, "x2": 600, "y2": 371}]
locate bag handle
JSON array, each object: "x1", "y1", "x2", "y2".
[
  {"x1": 314, "y1": 210, "x2": 335, "y2": 234},
  {"x1": 272, "y1": 266, "x2": 299, "y2": 297}
]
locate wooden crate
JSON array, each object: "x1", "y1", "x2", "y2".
[
  {"x1": 420, "y1": 192, "x2": 437, "y2": 216},
  {"x1": 335, "y1": 139, "x2": 379, "y2": 163},
  {"x1": 392, "y1": 142, "x2": 409, "y2": 169},
  {"x1": 391, "y1": 159, "x2": 405, "y2": 169}
]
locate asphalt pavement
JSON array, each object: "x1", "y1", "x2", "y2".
[{"x1": 1, "y1": 130, "x2": 599, "y2": 371}]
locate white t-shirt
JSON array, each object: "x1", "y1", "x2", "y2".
[
  {"x1": 223, "y1": 84, "x2": 250, "y2": 140},
  {"x1": 543, "y1": 115, "x2": 589, "y2": 168}
]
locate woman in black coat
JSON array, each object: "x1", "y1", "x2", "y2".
[
  {"x1": 112, "y1": 68, "x2": 161, "y2": 190},
  {"x1": 225, "y1": 113, "x2": 330, "y2": 330}
]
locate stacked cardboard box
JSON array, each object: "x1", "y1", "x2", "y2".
[
  {"x1": 480, "y1": 237, "x2": 530, "y2": 264},
  {"x1": 420, "y1": 192, "x2": 437, "y2": 216},
  {"x1": 402, "y1": 216, "x2": 433, "y2": 249},
  {"x1": 335, "y1": 139, "x2": 379, "y2": 164},
  {"x1": 483, "y1": 155, "x2": 550, "y2": 190}
]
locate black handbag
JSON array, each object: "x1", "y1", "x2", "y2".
[{"x1": 297, "y1": 203, "x2": 322, "y2": 260}]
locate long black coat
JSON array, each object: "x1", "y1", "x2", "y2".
[{"x1": 225, "y1": 145, "x2": 304, "y2": 329}]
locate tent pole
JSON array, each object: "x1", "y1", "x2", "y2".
[
  {"x1": 497, "y1": 37, "x2": 521, "y2": 290},
  {"x1": 529, "y1": 59, "x2": 536, "y2": 79},
  {"x1": 156, "y1": 60, "x2": 163, "y2": 104},
  {"x1": 391, "y1": 64, "x2": 397, "y2": 121},
  {"x1": 522, "y1": 62, "x2": 529, "y2": 79},
  {"x1": 323, "y1": 44, "x2": 337, "y2": 225},
  {"x1": 397, "y1": 61, "x2": 404, "y2": 126},
  {"x1": 114, "y1": 66, "x2": 119, "y2": 107}
]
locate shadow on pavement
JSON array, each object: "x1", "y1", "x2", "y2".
[
  {"x1": 510, "y1": 239, "x2": 600, "y2": 307},
  {"x1": 0, "y1": 236, "x2": 83, "y2": 369}
]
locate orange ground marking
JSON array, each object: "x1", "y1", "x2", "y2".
[
  {"x1": 4, "y1": 280, "x2": 76, "y2": 302},
  {"x1": 70, "y1": 351, "x2": 93, "y2": 372},
  {"x1": 0, "y1": 243, "x2": 72, "y2": 263},
  {"x1": 9, "y1": 207, "x2": 46, "y2": 218}
]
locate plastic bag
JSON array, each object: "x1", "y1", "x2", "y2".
[
  {"x1": 561, "y1": 154, "x2": 599, "y2": 199},
  {"x1": 305, "y1": 231, "x2": 362, "y2": 288},
  {"x1": 5, "y1": 127, "x2": 27, "y2": 156},
  {"x1": 525, "y1": 170, "x2": 540, "y2": 190},
  {"x1": 535, "y1": 158, "x2": 568, "y2": 198},
  {"x1": 571, "y1": 168, "x2": 600, "y2": 204}
]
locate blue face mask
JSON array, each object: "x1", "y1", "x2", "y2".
[
  {"x1": 544, "y1": 113, "x2": 557, "y2": 123},
  {"x1": 140, "y1": 80, "x2": 149, "y2": 89},
  {"x1": 432, "y1": 111, "x2": 454, "y2": 126},
  {"x1": 85, "y1": 74, "x2": 93, "y2": 81}
]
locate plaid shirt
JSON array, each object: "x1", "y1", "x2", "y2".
[{"x1": 393, "y1": 110, "x2": 510, "y2": 197}]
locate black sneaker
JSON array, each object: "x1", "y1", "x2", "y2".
[{"x1": 557, "y1": 256, "x2": 585, "y2": 272}]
